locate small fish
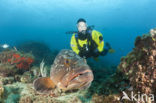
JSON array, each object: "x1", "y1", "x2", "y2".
[
  {"x1": 33, "y1": 49, "x2": 94, "y2": 93},
  {"x1": 0, "y1": 44, "x2": 9, "y2": 49}
]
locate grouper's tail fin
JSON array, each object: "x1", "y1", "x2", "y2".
[{"x1": 33, "y1": 77, "x2": 56, "y2": 94}]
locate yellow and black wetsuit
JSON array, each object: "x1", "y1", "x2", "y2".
[{"x1": 70, "y1": 30, "x2": 104, "y2": 58}]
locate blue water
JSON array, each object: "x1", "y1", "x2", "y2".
[{"x1": 0, "y1": 0, "x2": 156, "y2": 65}]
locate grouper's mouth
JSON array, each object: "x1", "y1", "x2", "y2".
[
  {"x1": 69, "y1": 69, "x2": 93, "y2": 82},
  {"x1": 66, "y1": 69, "x2": 94, "y2": 89}
]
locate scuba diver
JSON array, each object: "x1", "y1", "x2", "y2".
[{"x1": 70, "y1": 18, "x2": 115, "y2": 59}]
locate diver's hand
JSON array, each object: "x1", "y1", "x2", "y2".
[
  {"x1": 105, "y1": 42, "x2": 115, "y2": 53},
  {"x1": 108, "y1": 48, "x2": 115, "y2": 53}
]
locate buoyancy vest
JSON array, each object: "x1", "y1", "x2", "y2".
[{"x1": 75, "y1": 30, "x2": 98, "y2": 53}]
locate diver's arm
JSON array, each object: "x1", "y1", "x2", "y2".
[
  {"x1": 91, "y1": 30, "x2": 104, "y2": 53},
  {"x1": 70, "y1": 34, "x2": 80, "y2": 55}
]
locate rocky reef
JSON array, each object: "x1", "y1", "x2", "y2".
[
  {"x1": 0, "y1": 49, "x2": 34, "y2": 77},
  {"x1": 118, "y1": 28, "x2": 156, "y2": 95},
  {"x1": 86, "y1": 28, "x2": 156, "y2": 103},
  {"x1": 0, "y1": 29, "x2": 156, "y2": 103}
]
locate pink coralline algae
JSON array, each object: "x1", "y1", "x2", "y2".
[{"x1": 0, "y1": 50, "x2": 34, "y2": 76}]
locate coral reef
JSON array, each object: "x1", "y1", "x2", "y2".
[
  {"x1": 7, "y1": 52, "x2": 34, "y2": 70},
  {"x1": 1, "y1": 28, "x2": 156, "y2": 103},
  {"x1": 0, "y1": 49, "x2": 34, "y2": 76},
  {"x1": 118, "y1": 29, "x2": 156, "y2": 96}
]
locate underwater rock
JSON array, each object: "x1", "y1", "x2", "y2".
[
  {"x1": 17, "y1": 41, "x2": 59, "y2": 65},
  {"x1": 30, "y1": 66, "x2": 40, "y2": 77},
  {"x1": 0, "y1": 77, "x2": 15, "y2": 85},
  {"x1": 0, "y1": 49, "x2": 34, "y2": 76},
  {"x1": 18, "y1": 88, "x2": 87, "y2": 103},
  {"x1": 150, "y1": 28, "x2": 156, "y2": 38},
  {"x1": 118, "y1": 28, "x2": 156, "y2": 95},
  {"x1": 99, "y1": 72, "x2": 129, "y2": 95},
  {"x1": 91, "y1": 93, "x2": 121, "y2": 103},
  {"x1": 20, "y1": 71, "x2": 33, "y2": 83},
  {"x1": 0, "y1": 82, "x2": 88, "y2": 103},
  {"x1": 2, "y1": 83, "x2": 30, "y2": 103},
  {"x1": 0, "y1": 64, "x2": 17, "y2": 77},
  {"x1": 33, "y1": 49, "x2": 94, "y2": 94},
  {"x1": 19, "y1": 96, "x2": 33, "y2": 103}
]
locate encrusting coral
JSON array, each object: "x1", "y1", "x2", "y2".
[{"x1": 118, "y1": 28, "x2": 156, "y2": 95}]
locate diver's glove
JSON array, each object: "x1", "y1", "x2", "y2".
[{"x1": 108, "y1": 49, "x2": 115, "y2": 53}]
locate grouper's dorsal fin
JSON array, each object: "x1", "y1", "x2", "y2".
[{"x1": 33, "y1": 77, "x2": 56, "y2": 94}]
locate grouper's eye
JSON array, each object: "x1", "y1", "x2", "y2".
[
  {"x1": 66, "y1": 59, "x2": 69, "y2": 64},
  {"x1": 64, "y1": 59, "x2": 70, "y2": 67}
]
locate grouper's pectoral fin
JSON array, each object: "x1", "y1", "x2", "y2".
[{"x1": 33, "y1": 77, "x2": 56, "y2": 94}]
